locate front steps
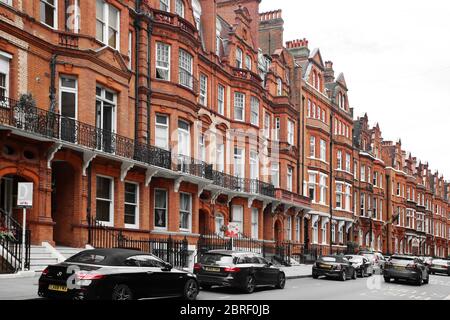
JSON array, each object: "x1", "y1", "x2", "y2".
[{"x1": 29, "y1": 245, "x2": 85, "y2": 272}]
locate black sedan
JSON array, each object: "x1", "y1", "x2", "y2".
[
  {"x1": 383, "y1": 255, "x2": 429, "y2": 285},
  {"x1": 429, "y1": 259, "x2": 450, "y2": 276},
  {"x1": 312, "y1": 255, "x2": 357, "y2": 281},
  {"x1": 193, "y1": 250, "x2": 286, "y2": 294},
  {"x1": 38, "y1": 248, "x2": 199, "y2": 300}
]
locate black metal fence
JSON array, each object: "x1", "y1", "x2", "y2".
[
  {"x1": 0, "y1": 209, "x2": 31, "y2": 274},
  {"x1": 88, "y1": 217, "x2": 189, "y2": 268}
]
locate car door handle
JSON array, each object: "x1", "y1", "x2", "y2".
[{"x1": 147, "y1": 271, "x2": 154, "y2": 275}]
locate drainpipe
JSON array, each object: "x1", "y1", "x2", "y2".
[
  {"x1": 134, "y1": 0, "x2": 142, "y2": 143},
  {"x1": 49, "y1": 54, "x2": 58, "y2": 113},
  {"x1": 87, "y1": 164, "x2": 92, "y2": 244},
  {"x1": 329, "y1": 111, "x2": 334, "y2": 254},
  {"x1": 147, "y1": 22, "x2": 153, "y2": 145}
]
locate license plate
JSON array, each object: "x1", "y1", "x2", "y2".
[
  {"x1": 205, "y1": 267, "x2": 220, "y2": 272},
  {"x1": 48, "y1": 284, "x2": 68, "y2": 292},
  {"x1": 320, "y1": 264, "x2": 332, "y2": 269},
  {"x1": 394, "y1": 266, "x2": 404, "y2": 270}
]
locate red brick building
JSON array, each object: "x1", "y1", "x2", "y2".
[{"x1": 0, "y1": 0, "x2": 448, "y2": 272}]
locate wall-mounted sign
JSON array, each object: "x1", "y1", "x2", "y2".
[{"x1": 17, "y1": 182, "x2": 33, "y2": 208}]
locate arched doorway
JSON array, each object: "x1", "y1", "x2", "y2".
[
  {"x1": 274, "y1": 219, "x2": 282, "y2": 243},
  {"x1": 51, "y1": 161, "x2": 76, "y2": 246}
]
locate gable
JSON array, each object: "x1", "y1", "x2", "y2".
[
  {"x1": 309, "y1": 48, "x2": 324, "y2": 69},
  {"x1": 93, "y1": 47, "x2": 130, "y2": 75}
]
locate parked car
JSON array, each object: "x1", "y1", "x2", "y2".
[
  {"x1": 429, "y1": 259, "x2": 450, "y2": 276},
  {"x1": 358, "y1": 251, "x2": 384, "y2": 271},
  {"x1": 345, "y1": 255, "x2": 374, "y2": 277},
  {"x1": 38, "y1": 248, "x2": 199, "y2": 300},
  {"x1": 312, "y1": 255, "x2": 357, "y2": 281},
  {"x1": 193, "y1": 250, "x2": 286, "y2": 294},
  {"x1": 383, "y1": 255, "x2": 429, "y2": 286}
]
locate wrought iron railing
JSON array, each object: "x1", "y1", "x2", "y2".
[
  {"x1": 58, "y1": 32, "x2": 79, "y2": 48},
  {"x1": 0, "y1": 96, "x2": 278, "y2": 198},
  {"x1": 0, "y1": 209, "x2": 31, "y2": 274},
  {"x1": 175, "y1": 155, "x2": 213, "y2": 179},
  {"x1": 88, "y1": 216, "x2": 188, "y2": 268}
]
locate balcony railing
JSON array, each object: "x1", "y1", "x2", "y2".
[
  {"x1": 175, "y1": 155, "x2": 213, "y2": 180},
  {"x1": 58, "y1": 32, "x2": 79, "y2": 49},
  {"x1": 152, "y1": 9, "x2": 197, "y2": 39},
  {"x1": 0, "y1": 96, "x2": 278, "y2": 199}
]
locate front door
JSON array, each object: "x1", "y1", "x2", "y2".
[{"x1": 0, "y1": 177, "x2": 13, "y2": 224}]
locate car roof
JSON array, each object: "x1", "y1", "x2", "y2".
[{"x1": 66, "y1": 248, "x2": 152, "y2": 266}]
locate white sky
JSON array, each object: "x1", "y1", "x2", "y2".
[{"x1": 260, "y1": 0, "x2": 450, "y2": 179}]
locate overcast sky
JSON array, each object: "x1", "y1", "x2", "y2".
[{"x1": 260, "y1": 0, "x2": 450, "y2": 179}]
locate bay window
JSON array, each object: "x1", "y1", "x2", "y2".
[
  {"x1": 271, "y1": 162, "x2": 280, "y2": 188},
  {"x1": 274, "y1": 117, "x2": 280, "y2": 141},
  {"x1": 250, "y1": 97, "x2": 259, "y2": 126},
  {"x1": 309, "y1": 136, "x2": 316, "y2": 158},
  {"x1": 156, "y1": 42, "x2": 171, "y2": 81},
  {"x1": 337, "y1": 150, "x2": 342, "y2": 170},
  {"x1": 288, "y1": 120, "x2": 294, "y2": 145},
  {"x1": 199, "y1": 74, "x2": 208, "y2": 106},
  {"x1": 179, "y1": 49, "x2": 193, "y2": 89},
  {"x1": 320, "y1": 139, "x2": 326, "y2": 161},
  {"x1": 155, "y1": 115, "x2": 169, "y2": 150},
  {"x1": 175, "y1": 0, "x2": 185, "y2": 17},
  {"x1": 287, "y1": 166, "x2": 293, "y2": 192},
  {"x1": 319, "y1": 174, "x2": 327, "y2": 204}
]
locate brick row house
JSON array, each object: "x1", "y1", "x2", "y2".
[{"x1": 0, "y1": 0, "x2": 448, "y2": 272}]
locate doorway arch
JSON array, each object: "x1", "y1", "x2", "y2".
[{"x1": 274, "y1": 219, "x2": 283, "y2": 243}]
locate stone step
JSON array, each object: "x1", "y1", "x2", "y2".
[{"x1": 29, "y1": 253, "x2": 55, "y2": 259}]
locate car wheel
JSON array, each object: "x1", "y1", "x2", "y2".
[
  {"x1": 111, "y1": 284, "x2": 134, "y2": 301},
  {"x1": 340, "y1": 271, "x2": 346, "y2": 282},
  {"x1": 352, "y1": 270, "x2": 357, "y2": 280},
  {"x1": 384, "y1": 276, "x2": 390, "y2": 283},
  {"x1": 243, "y1": 275, "x2": 256, "y2": 294},
  {"x1": 275, "y1": 273, "x2": 286, "y2": 289},
  {"x1": 183, "y1": 279, "x2": 199, "y2": 301}
]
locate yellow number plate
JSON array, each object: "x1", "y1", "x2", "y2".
[
  {"x1": 320, "y1": 264, "x2": 332, "y2": 269},
  {"x1": 48, "y1": 284, "x2": 68, "y2": 292},
  {"x1": 205, "y1": 267, "x2": 220, "y2": 272}
]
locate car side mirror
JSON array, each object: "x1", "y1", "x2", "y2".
[
  {"x1": 162, "y1": 263, "x2": 173, "y2": 271},
  {"x1": 267, "y1": 262, "x2": 273, "y2": 267}
]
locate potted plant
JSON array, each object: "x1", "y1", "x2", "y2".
[{"x1": 0, "y1": 227, "x2": 16, "y2": 242}]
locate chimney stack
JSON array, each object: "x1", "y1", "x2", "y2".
[
  {"x1": 324, "y1": 60, "x2": 335, "y2": 83},
  {"x1": 285, "y1": 38, "x2": 310, "y2": 61},
  {"x1": 258, "y1": 9, "x2": 284, "y2": 55}
]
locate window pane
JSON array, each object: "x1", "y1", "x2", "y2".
[
  {"x1": 125, "y1": 183, "x2": 137, "y2": 203},
  {"x1": 96, "y1": 200, "x2": 110, "y2": 222},
  {"x1": 61, "y1": 92, "x2": 76, "y2": 118},
  {"x1": 96, "y1": 177, "x2": 111, "y2": 199},
  {"x1": 124, "y1": 204, "x2": 136, "y2": 225}
]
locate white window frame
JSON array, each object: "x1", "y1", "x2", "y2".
[
  {"x1": 217, "y1": 84, "x2": 225, "y2": 115},
  {"x1": 216, "y1": 142, "x2": 224, "y2": 172},
  {"x1": 177, "y1": 120, "x2": 191, "y2": 157},
  {"x1": 160, "y1": 0, "x2": 170, "y2": 11},
  {"x1": 199, "y1": 74, "x2": 208, "y2": 106},
  {"x1": 59, "y1": 76, "x2": 78, "y2": 120},
  {"x1": 232, "y1": 205, "x2": 244, "y2": 235},
  {"x1": 271, "y1": 162, "x2": 280, "y2": 188},
  {"x1": 319, "y1": 173, "x2": 327, "y2": 205},
  {"x1": 288, "y1": 120, "x2": 294, "y2": 145},
  {"x1": 337, "y1": 150, "x2": 342, "y2": 170},
  {"x1": 96, "y1": 175, "x2": 114, "y2": 227},
  {"x1": 179, "y1": 192, "x2": 192, "y2": 232},
  {"x1": 154, "y1": 189, "x2": 168, "y2": 230},
  {"x1": 236, "y1": 48, "x2": 243, "y2": 68},
  {"x1": 40, "y1": 0, "x2": 58, "y2": 29},
  {"x1": 320, "y1": 139, "x2": 327, "y2": 161},
  {"x1": 179, "y1": 49, "x2": 193, "y2": 89},
  {"x1": 336, "y1": 183, "x2": 343, "y2": 209},
  {"x1": 96, "y1": 0, "x2": 120, "y2": 49},
  {"x1": 309, "y1": 136, "x2": 316, "y2": 158},
  {"x1": 264, "y1": 113, "x2": 271, "y2": 139},
  {"x1": 274, "y1": 117, "x2": 280, "y2": 141},
  {"x1": 128, "y1": 31, "x2": 133, "y2": 69},
  {"x1": 251, "y1": 208, "x2": 259, "y2": 239},
  {"x1": 287, "y1": 166, "x2": 293, "y2": 192},
  {"x1": 245, "y1": 54, "x2": 252, "y2": 71},
  {"x1": 175, "y1": 0, "x2": 185, "y2": 17},
  {"x1": 234, "y1": 92, "x2": 245, "y2": 121},
  {"x1": 277, "y1": 78, "x2": 282, "y2": 96},
  {"x1": 234, "y1": 147, "x2": 245, "y2": 178},
  {"x1": 155, "y1": 114, "x2": 169, "y2": 150},
  {"x1": 124, "y1": 182, "x2": 139, "y2": 229},
  {"x1": 250, "y1": 96, "x2": 259, "y2": 126},
  {"x1": 156, "y1": 42, "x2": 171, "y2": 81},
  {"x1": 0, "y1": 53, "x2": 10, "y2": 101},
  {"x1": 285, "y1": 216, "x2": 292, "y2": 241}
]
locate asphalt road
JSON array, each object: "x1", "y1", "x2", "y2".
[{"x1": 197, "y1": 274, "x2": 450, "y2": 300}]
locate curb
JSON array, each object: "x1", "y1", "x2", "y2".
[
  {"x1": 0, "y1": 271, "x2": 38, "y2": 279},
  {"x1": 286, "y1": 275, "x2": 312, "y2": 280}
]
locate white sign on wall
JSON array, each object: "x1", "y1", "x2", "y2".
[
  {"x1": 17, "y1": 182, "x2": 33, "y2": 208},
  {"x1": 225, "y1": 223, "x2": 240, "y2": 238}
]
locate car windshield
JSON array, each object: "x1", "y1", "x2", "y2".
[
  {"x1": 200, "y1": 254, "x2": 235, "y2": 266},
  {"x1": 433, "y1": 260, "x2": 449, "y2": 266},
  {"x1": 66, "y1": 253, "x2": 106, "y2": 264},
  {"x1": 390, "y1": 256, "x2": 414, "y2": 265},
  {"x1": 320, "y1": 257, "x2": 337, "y2": 262}
]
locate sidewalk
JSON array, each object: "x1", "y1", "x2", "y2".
[
  {"x1": 281, "y1": 264, "x2": 313, "y2": 279},
  {"x1": 0, "y1": 272, "x2": 41, "y2": 300}
]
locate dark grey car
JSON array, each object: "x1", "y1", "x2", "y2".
[{"x1": 383, "y1": 255, "x2": 429, "y2": 286}]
